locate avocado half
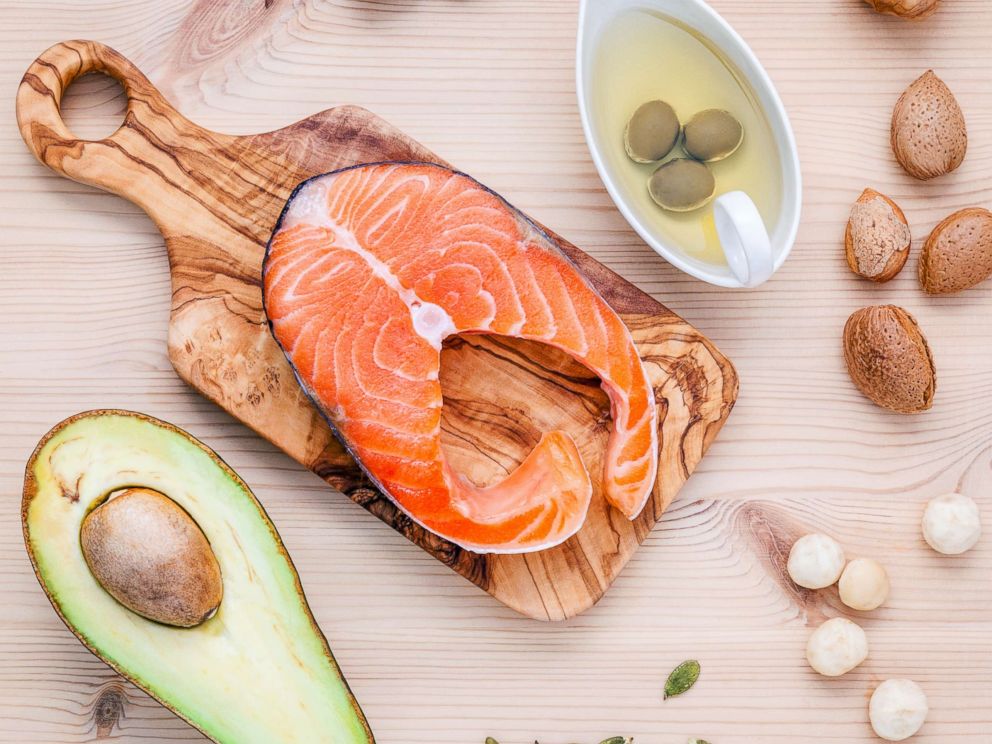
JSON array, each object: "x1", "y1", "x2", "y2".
[{"x1": 22, "y1": 410, "x2": 374, "y2": 744}]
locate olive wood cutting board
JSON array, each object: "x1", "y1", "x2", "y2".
[{"x1": 16, "y1": 40, "x2": 738, "y2": 621}]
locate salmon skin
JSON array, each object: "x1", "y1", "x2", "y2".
[{"x1": 263, "y1": 162, "x2": 658, "y2": 554}]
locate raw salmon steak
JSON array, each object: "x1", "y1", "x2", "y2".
[{"x1": 263, "y1": 162, "x2": 658, "y2": 553}]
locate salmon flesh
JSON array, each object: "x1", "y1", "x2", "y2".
[{"x1": 263, "y1": 162, "x2": 658, "y2": 554}]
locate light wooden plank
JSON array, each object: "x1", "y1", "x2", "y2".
[{"x1": 0, "y1": 0, "x2": 988, "y2": 742}]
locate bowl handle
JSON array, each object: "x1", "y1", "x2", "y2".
[{"x1": 714, "y1": 191, "x2": 775, "y2": 288}]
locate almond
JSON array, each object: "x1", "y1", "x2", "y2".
[
  {"x1": 919, "y1": 207, "x2": 992, "y2": 294},
  {"x1": 845, "y1": 188, "x2": 911, "y2": 282},
  {"x1": 891, "y1": 70, "x2": 967, "y2": 181},
  {"x1": 843, "y1": 305, "x2": 936, "y2": 414},
  {"x1": 865, "y1": 0, "x2": 940, "y2": 18}
]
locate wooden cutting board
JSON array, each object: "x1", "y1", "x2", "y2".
[{"x1": 16, "y1": 39, "x2": 738, "y2": 621}]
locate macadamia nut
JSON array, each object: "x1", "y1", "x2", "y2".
[
  {"x1": 869, "y1": 679, "x2": 928, "y2": 741},
  {"x1": 922, "y1": 493, "x2": 982, "y2": 555},
  {"x1": 806, "y1": 617, "x2": 869, "y2": 677},
  {"x1": 839, "y1": 558, "x2": 890, "y2": 611},
  {"x1": 788, "y1": 533, "x2": 846, "y2": 589}
]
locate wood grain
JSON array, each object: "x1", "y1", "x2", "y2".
[
  {"x1": 0, "y1": 1, "x2": 989, "y2": 742},
  {"x1": 15, "y1": 39, "x2": 737, "y2": 623}
]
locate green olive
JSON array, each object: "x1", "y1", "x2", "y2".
[
  {"x1": 624, "y1": 100, "x2": 681, "y2": 163},
  {"x1": 647, "y1": 159, "x2": 715, "y2": 212},
  {"x1": 683, "y1": 109, "x2": 744, "y2": 162}
]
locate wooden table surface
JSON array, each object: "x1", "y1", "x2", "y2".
[{"x1": 0, "y1": 1, "x2": 989, "y2": 742}]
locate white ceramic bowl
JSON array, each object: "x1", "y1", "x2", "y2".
[{"x1": 576, "y1": 0, "x2": 802, "y2": 288}]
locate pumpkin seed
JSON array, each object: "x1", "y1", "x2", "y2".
[{"x1": 664, "y1": 659, "x2": 701, "y2": 699}]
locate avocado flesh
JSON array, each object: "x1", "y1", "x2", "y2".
[{"x1": 23, "y1": 410, "x2": 373, "y2": 744}]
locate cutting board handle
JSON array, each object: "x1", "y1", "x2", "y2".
[{"x1": 16, "y1": 40, "x2": 192, "y2": 208}]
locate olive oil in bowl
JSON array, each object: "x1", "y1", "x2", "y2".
[{"x1": 590, "y1": 8, "x2": 783, "y2": 266}]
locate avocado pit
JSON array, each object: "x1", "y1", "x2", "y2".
[{"x1": 80, "y1": 487, "x2": 223, "y2": 627}]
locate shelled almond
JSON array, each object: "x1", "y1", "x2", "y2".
[{"x1": 845, "y1": 189, "x2": 911, "y2": 282}]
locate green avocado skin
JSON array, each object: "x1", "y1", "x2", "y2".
[{"x1": 22, "y1": 410, "x2": 374, "y2": 744}]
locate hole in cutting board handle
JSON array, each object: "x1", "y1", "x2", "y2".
[{"x1": 61, "y1": 72, "x2": 127, "y2": 142}]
